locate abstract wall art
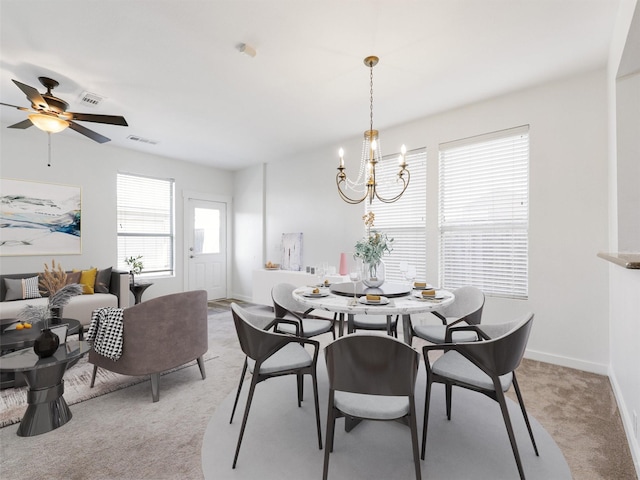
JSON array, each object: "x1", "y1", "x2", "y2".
[
  {"x1": 0, "y1": 178, "x2": 81, "y2": 256},
  {"x1": 281, "y1": 232, "x2": 303, "y2": 271}
]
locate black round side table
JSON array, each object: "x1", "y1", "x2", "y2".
[{"x1": 129, "y1": 282, "x2": 153, "y2": 305}]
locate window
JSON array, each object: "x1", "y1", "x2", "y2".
[
  {"x1": 117, "y1": 173, "x2": 175, "y2": 277},
  {"x1": 365, "y1": 148, "x2": 427, "y2": 282},
  {"x1": 439, "y1": 126, "x2": 529, "y2": 299}
]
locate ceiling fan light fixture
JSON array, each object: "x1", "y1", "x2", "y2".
[{"x1": 28, "y1": 113, "x2": 69, "y2": 133}]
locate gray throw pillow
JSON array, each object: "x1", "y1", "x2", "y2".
[
  {"x1": 4, "y1": 276, "x2": 42, "y2": 301},
  {"x1": 94, "y1": 267, "x2": 112, "y2": 293}
]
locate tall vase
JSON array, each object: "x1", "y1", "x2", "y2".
[
  {"x1": 361, "y1": 260, "x2": 385, "y2": 288},
  {"x1": 33, "y1": 329, "x2": 60, "y2": 358},
  {"x1": 49, "y1": 306, "x2": 63, "y2": 325}
]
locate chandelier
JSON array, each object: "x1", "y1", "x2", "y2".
[{"x1": 336, "y1": 56, "x2": 410, "y2": 204}]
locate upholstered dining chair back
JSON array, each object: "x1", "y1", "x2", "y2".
[
  {"x1": 438, "y1": 285, "x2": 485, "y2": 325},
  {"x1": 325, "y1": 334, "x2": 418, "y2": 396},
  {"x1": 466, "y1": 313, "x2": 533, "y2": 376},
  {"x1": 232, "y1": 300, "x2": 296, "y2": 361},
  {"x1": 272, "y1": 282, "x2": 309, "y2": 318},
  {"x1": 411, "y1": 285, "x2": 485, "y2": 345},
  {"x1": 271, "y1": 283, "x2": 335, "y2": 339}
]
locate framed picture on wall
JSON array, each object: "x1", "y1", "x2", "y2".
[
  {"x1": 281, "y1": 232, "x2": 303, "y2": 271},
  {"x1": 0, "y1": 178, "x2": 82, "y2": 256}
]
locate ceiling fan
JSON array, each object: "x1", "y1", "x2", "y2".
[{"x1": 0, "y1": 76, "x2": 128, "y2": 143}]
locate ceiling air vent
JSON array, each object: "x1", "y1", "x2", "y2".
[
  {"x1": 79, "y1": 91, "x2": 104, "y2": 107},
  {"x1": 127, "y1": 135, "x2": 159, "y2": 145}
]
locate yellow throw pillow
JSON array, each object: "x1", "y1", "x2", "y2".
[{"x1": 73, "y1": 268, "x2": 98, "y2": 294}]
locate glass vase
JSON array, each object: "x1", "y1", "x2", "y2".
[{"x1": 362, "y1": 260, "x2": 385, "y2": 288}]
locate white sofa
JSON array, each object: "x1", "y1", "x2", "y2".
[{"x1": 0, "y1": 269, "x2": 130, "y2": 328}]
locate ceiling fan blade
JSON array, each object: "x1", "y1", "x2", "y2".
[
  {"x1": 7, "y1": 119, "x2": 34, "y2": 129},
  {"x1": 68, "y1": 112, "x2": 128, "y2": 126},
  {"x1": 0, "y1": 102, "x2": 30, "y2": 111},
  {"x1": 68, "y1": 121, "x2": 111, "y2": 143},
  {"x1": 12, "y1": 80, "x2": 48, "y2": 109}
]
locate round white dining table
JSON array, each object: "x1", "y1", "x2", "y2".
[{"x1": 292, "y1": 282, "x2": 455, "y2": 344}]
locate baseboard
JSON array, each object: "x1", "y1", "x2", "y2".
[
  {"x1": 524, "y1": 348, "x2": 609, "y2": 375},
  {"x1": 609, "y1": 370, "x2": 640, "y2": 477},
  {"x1": 229, "y1": 293, "x2": 253, "y2": 303}
]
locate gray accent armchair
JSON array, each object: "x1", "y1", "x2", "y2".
[{"x1": 89, "y1": 290, "x2": 208, "y2": 402}]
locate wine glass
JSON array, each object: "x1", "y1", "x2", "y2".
[
  {"x1": 316, "y1": 264, "x2": 326, "y2": 286},
  {"x1": 399, "y1": 261, "x2": 408, "y2": 285},
  {"x1": 404, "y1": 264, "x2": 416, "y2": 287},
  {"x1": 349, "y1": 267, "x2": 361, "y2": 306}
]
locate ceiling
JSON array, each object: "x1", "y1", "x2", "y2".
[{"x1": 0, "y1": 0, "x2": 621, "y2": 171}]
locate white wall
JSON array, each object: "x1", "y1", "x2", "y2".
[
  {"x1": 231, "y1": 164, "x2": 266, "y2": 301},
  {"x1": 607, "y1": 0, "x2": 640, "y2": 473},
  {"x1": 236, "y1": 68, "x2": 611, "y2": 374},
  {"x1": 0, "y1": 126, "x2": 234, "y2": 303}
]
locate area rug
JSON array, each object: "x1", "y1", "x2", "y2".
[
  {"x1": 0, "y1": 308, "x2": 227, "y2": 428},
  {"x1": 202, "y1": 358, "x2": 572, "y2": 480}
]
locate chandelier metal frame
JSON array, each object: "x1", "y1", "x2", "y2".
[{"x1": 336, "y1": 56, "x2": 410, "y2": 205}]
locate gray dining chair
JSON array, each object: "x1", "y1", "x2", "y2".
[
  {"x1": 229, "y1": 302, "x2": 323, "y2": 469},
  {"x1": 409, "y1": 286, "x2": 484, "y2": 345},
  {"x1": 351, "y1": 313, "x2": 398, "y2": 337},
  {"x1": 323, "y1": 334, "x2": 421, "y2": 480},
  {"x1": 421, "y1": 312, "x2": 538, "y2": 480},
  {"x1": 271, "y1": 283, "x2": 336, "y2": 339}
]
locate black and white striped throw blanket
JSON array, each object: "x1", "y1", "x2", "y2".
[{"x1": 87, "y1": 307, "x2": 124, "y2": 361}]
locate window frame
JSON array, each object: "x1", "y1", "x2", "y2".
[
  {"x1": 116, "y1": 172, "x2": 176, "y2": 278},
  {"x1": 438, "y1": 125, "x2": 530, "y2": 299}
]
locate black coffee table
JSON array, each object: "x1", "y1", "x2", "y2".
[
  {"x1": 1, "y1": 318, "x2": 83, "y2": 389},
  {"x1": 0, "y1": 340, "x2": 91, "y2": 436}
]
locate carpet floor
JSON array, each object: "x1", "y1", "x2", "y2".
[{"x1": 0, "y1": 303, "x2": 636, "y2": 480}]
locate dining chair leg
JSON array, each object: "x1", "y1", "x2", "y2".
[
  {"x1": 421, "y1": 377, "x2": 432, "y2": 460},
  {"x1": 311, "y1": 370, "x2": 323, "y2": 449},
  {"x1": 230, "y1": 360, "x2": 248, "y2": 423},
  {"x1": 232, "y1": 373, "x2": 259, "y2": 469},
  {"x1": 512, "y1": 374, "x2": 539, "y2": 455},
  {"x1": 331, "y1": 313, "x2": 337, "y2": 340},
  {"x1": 495, "y1": 387, "x2": 527, "y2": 480},
  {"x1": 297, "y1": 372, "x2": 303, "y2": 407},
  {"x1": 323, "y1": 396, "x2": 337, "y2": 480},
  {"x1": 409, "y1": 398, "x2": 422, "y2": 480},
  {"x1": 445, "y1": 383, "x2": 453, "y2": 420}
]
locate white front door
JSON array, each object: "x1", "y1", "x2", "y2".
[{"x1": 186, "y1": 198, "x2": 227, "y2": 300}]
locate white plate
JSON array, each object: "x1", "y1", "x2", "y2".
[
  {"x1": 303, "y1": 292, "x2": 329, "y2": 298},
  {"x1": 358, "y1": 296, "x2": 390, "y2": 305}
]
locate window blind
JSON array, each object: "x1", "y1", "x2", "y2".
[
  {"x1": 439, "y1": 126, "x2": 529, "y2": 299},
  {"x1": 117, "y1": 173, "x2": 175, "y2": 276},
  {"x1": 365, "y1": 148, "x2": 427, "y2": 282}
]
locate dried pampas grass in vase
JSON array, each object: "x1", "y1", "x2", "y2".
[
  {"x1": 26, "y1": 260, "x2": 83, "y2": 326},
  {"x1": 39, "y1": 259, "x2": 68, "y2": 298}
]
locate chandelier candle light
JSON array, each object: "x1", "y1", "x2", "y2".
[{"x1": 336, "y1": 56, "x2": 410, "y2": 204}]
